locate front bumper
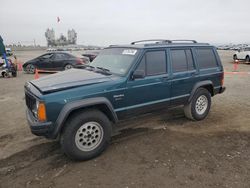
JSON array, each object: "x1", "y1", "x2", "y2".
[{"x1": 26, "y1": 109, "x2": 53, "y2": 138}]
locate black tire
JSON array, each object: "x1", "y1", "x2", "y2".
[
  {"x1": 245, "y1": 56, "x2": 250, "y2": 62},
  {"x1": 2, "y1": 71, "x2": 9, "y2": 78},
  {"x1": 64, "y1": 64, "x2": 73, "y2": 70},
  {"x1": 25, "y1": 64, "x2": 36, "y2": 74},
  {"x1": 184, "y1": 88, "x2": 211, "y2": 121},
  {"x1": 12, "y1": 71, "x2": 17, "y2": 77},
  {"x1": 233, "y1": 54, "x2": 237, "y2": 60},
  {"x1": 60, "y1": 109, "x2": 112, "y2": 161}
]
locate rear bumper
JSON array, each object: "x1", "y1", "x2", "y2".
[
  {"x1": 26, "y1": 109, "x2": 54, "y2": 138},
  {"x1": 214, "y1": 86, "x2": 226, "y2": 95},
  {"x1": 219, "y1": 86, "x2": 226, "y2": 94}
]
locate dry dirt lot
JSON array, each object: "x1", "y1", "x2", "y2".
[{"x1": 0, "y1": 50, "x2": 250, "y2": 188}]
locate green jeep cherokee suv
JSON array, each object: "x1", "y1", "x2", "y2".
[{"x1": 25, "y1": 39, "x2": 225, "y2": 160}]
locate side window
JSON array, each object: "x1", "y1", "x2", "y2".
[
  {"x1": 55, "y1": 53, "x2": 66, "y2": 60},
  {"x1": 171, "y1": 49, "x2": 194, "y2": 73},
  {"x1": 171, "y1": 50, "x2": 187, "y2": 72},
  {"x1": 196, "y1": 49, "x2": 217, "y2": 69},
  {"x1": 136, "y1": 56, "x2": 146, "y2": 72},
  {"x1": 41, "y1": 54, "x2": 53, "y2": 59},
  {"x1": 145, "y1": 51, "x2": 167, "y2": 76},
  {"x1": 135, "y1": 51, "x2": 167, "y2": 76}
]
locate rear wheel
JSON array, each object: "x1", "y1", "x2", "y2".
[
  {"x1": 64, "y1": 64, "x2": 73, "y2": 70},
  {"x1": 25, "y1": 64, "x2": 36, "y2": 74},
  {"x1": 60, "y1": 109, "x2": 112, "y2": 161},
  {"x1": 184, "y1": 88, "x2": 211, "y2": 121},
  {"x1": 233, "y1": 54, "x2": 237, "y2": 60},
  {"x1": 245, "y1": 56, "x2": 250, "y2": 62}
]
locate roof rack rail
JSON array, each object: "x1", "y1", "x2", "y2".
[
  {"x1": 131, "y1": 39, "x2": 198, "y2": 45},
  {"x1": 131, "y1": 39, "x2": 172, "y2": 45},
  {"x1": 171, "y1": 40, "x2": 197, "y2": 43}
]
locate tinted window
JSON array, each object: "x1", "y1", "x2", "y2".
[
  {"x1": 55, "y1": 53, "x2": 67, "y2": 60},
  {"x1": 171, "y1": 50, "x2": 187, "y2": 72},
  {"x1": 171, "y1": 49, "x2": 194, "y2": 73},
  {"x1": 146, "y1": 51, "x2": 166, "y2": 75},
  {"x1": 136, "y1": 56, "x2": 146, "y2": 72},
  {"x1": 196, "y1": 49, "x2": 217, "y2": 69},
  {"x1": 40, "y1": 54, "x2": 53, "y2": 59}
]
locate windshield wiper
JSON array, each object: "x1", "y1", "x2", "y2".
[
  {"x1": 82, "y1": 64, "x2": 95, "y2": 71},
  {"x1": 96, "y1": 66, "x2": 112, "y2": 75}
]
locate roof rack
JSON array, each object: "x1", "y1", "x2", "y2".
[
  {"x1": 131, "y1": 39, "x2": 172, "y2": 45},
  {"x1": 171, "y1": 40, "x2": 197, "y2": 43},
  {"x1": 131, "y1": 39, "x2": 198, "y2": 45}
]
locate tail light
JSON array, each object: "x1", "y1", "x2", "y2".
[
  {"x1": 76, "y1": 58, "x2": 85, "y2": 65},
  {"x1": 221, "y1": 72, "x2": 224, "y2": 86}
]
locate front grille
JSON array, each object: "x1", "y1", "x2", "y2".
[{"x1": 25, "y1": 93, "x2": 36, "y2": 111}]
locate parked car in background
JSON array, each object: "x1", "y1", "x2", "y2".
[
  {"x1": 82, "y1": 52, "x2": 99, "y2": 62},
  {"x1": 233, "y1": 47, "x2": 250, "y2": 62},
  {"x1": 23, "y1": 52, "x2": 88, "y2": 73}
]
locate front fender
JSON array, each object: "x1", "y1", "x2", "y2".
[{"x1": 51, "y1": 97, "x2": 118, "y2": 138}]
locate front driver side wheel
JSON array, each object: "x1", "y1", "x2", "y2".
[
  {"x1": 25, "y1": 64, "x2": 36, "y2": 74},
  {"x1": 60, "y1": 109, "x2": 112, "y2": 161}
]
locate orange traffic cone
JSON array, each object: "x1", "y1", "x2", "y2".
[
  {"x1": 34, "y1": 69, "x2": 39, "y2": 79},
  {"x1": 233, "y1": 60, "x2": 239, "y2": 72}
]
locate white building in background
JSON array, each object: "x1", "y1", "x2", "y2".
[
  {"x1": 45, "y1": 28, "x2": 77, "y2": 47},
  {"x1": 45, "y1": 29, "x2": 55, "y2": 46},
  {"x1": 68, "y1": 29, "x2": 77, "y2": 45}
]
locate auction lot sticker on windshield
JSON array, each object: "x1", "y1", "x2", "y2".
[{"x1": 122, "y1": 49, "x2": 137, "y2": 55}]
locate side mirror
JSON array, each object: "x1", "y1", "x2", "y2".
[{"x1": 132, "y1": 70, "x2": 145, "y2": 80}]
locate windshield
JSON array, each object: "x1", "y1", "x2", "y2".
[{"x1": 90, "y1": 48, "x2": 138, "y2": 76}]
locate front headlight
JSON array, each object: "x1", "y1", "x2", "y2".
[
  {"x1": 32, "y1": 101, "x2": 47, "y2": 122},
  {"x1": 32, "y1": 100, "x2": 39, "y2": 118}
]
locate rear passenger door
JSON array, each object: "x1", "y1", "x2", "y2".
[
  {"x1": 125, "y1": 50, "x2": 171, "y2": 115},
  {"x1": 52, "y1": 53, "x2": 68, "y2": 70},
  {"x1": 170, "y1": 48, "x2": 198, "y2": 106}
]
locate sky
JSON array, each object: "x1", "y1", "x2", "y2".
[{"x1": 0, "y1": 0, "x2": 249, "y2": 46}]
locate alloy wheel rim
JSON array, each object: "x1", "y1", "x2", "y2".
[
  {"x1": 195, "y1": 95, "x2": 208, "y2": 115},
  {"x1": 27, "y1": 65, "x2": 35, "y2": 73},
  {"x1": 65, "y1": 64, "x2": 73, "y2": 70},
  {"x1": 75, "y1": 122, "x2": 103, "y2": 152}
]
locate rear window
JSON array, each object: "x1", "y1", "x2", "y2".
[{"x1": 196, "y1": 49, "x2": 217, "y2": 69}]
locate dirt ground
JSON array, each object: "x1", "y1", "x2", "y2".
[{"x1": 0, "y1": 50, "x2": 250, "y2": 188}]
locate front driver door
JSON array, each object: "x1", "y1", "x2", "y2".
[{"x1": 124, "y1": 50, "x2": 171, "y2": 116}]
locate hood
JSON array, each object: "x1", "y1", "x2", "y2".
[{"x1": 30, "y1": 69, "x2": 114, "y2": 94}]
